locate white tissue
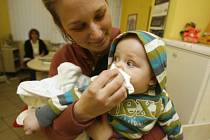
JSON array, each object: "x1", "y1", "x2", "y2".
[{"x1": 110, "y1": 63, "x2": 134, "y2": 94}]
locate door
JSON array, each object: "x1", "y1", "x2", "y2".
[
  {"x1": 166, "y1": 46, "x2": 209, "y2": 124},
  {"x1": 194, "y1": 61, "x2": 210, "y2": 123}
]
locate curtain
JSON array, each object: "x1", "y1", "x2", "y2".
[
  {"x1": 8, "y1": 0, "x2": 121, "y2": 43},
  {"x1": 8, "y1": 0, "x2": 64, "y2": 43},
  {"x1": 108, "y1": 0, "x2": 122, "y2": 28}
]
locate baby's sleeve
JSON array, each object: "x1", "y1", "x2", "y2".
[
  {"x1": 35, "y1": 62, "x2": 91, "y2": 127},
  {"x1": 158, "y1": 92, "x2": 183, "y2": 140},
  {"x1": 35, "y1": 89, "x2": 79, "y2": 127}
]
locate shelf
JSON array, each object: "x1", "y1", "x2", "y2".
[
  {"x1": 151, "y1": 12, "x2": 168, "y2": 17},
  {"x1": 151, "y1": 2, "x2": 169, "y2": 16},
  {"x1": 1, "y1": 47, "x2": 21, "y2": 73},
  {"x1": 149, "y1": 27, "x2": 164, "y2": 30},
  {"x1": 0, "y1": 75, "x2": 7, "y2": 82},
  {"x1": 155, "y1": 0, "x2": 169, "y2": 5}
]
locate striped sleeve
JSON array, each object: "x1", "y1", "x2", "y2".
[
  {"x1": 48, "y1": 89, "x2": 79, "y2": 114},
  {"x1": 158, "y1": 92, "x2": 183, "y2": 140},
  {"x1": 35, "y1": 88, "x2": 79, "y2": 127}
]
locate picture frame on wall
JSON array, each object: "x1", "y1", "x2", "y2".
[{"x1": 127, "y1": 13, "x2": 137, "y2": 31}]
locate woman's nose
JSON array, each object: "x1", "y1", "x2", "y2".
[{"x1": 89, "y1": 23, "x2": 103, "y2": 41}]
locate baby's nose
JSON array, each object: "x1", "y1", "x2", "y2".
[
  {"x1": 115, "y1": 61, "x2": 125, "y2": 69},
  {"x1": 109, "y1": 63, "x2": 134, "y2": 94}
]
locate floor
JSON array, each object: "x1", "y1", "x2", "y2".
[{"x1": 0, "y1": 73, "x2": 47, "y2": 140}]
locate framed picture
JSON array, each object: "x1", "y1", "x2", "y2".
[{"x1": 127, "y1": 14, "x2": 137, "y2": 31}]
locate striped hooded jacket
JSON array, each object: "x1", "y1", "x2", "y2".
[{"x1": 107, "y1": 31, "x2": 183, "y2": 139}]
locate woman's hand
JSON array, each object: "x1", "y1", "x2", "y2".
[{"x1": 74, "y1": 69, "x2": 127, "y2": 122}]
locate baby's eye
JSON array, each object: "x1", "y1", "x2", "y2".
[{"x1": 127, "y1": 61, "x2": 134, "y2": 67}]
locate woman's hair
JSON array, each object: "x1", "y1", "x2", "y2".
[
  {"x1": 42, "y1": 0, "x2": 72, "y2": 42},
  {"x1": 29, "y1": 28, "x2": 40, "y2": 39}
]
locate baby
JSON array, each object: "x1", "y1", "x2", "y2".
[{"x1": 18, "y1": 31, "x2": 183, "y2": 140}]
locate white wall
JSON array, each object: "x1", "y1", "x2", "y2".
[
  {"x1": 8, "y1": 0, "x2": 121, "y2": 43},
  {"x1": 8, "y1": 0, "x2": 65, "y2": 43}
]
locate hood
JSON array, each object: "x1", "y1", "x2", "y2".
[{"x1": 108, "y1": 31, "x2": 167, "y2": 94}]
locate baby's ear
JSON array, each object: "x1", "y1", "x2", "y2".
[{"x1": 149, "y1": 77, "x2": 157, "y2": 86}]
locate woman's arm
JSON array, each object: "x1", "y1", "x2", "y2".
[
  {"x1": 44, "y1": 103, "x2": 95, "y2": 140},
  {"x1": 44, "y1": 69, "x2": 127, "y2": 140}
]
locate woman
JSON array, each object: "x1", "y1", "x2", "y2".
[
  {"x1": 24, "y1": 28, "x2": 49, "y2": 80},
  {"x1": 24, "y1": 28, "x2": 49, "y2": 59},
  {"x1": 34, "y1": 0, "x2": 165, "y2": 139}
]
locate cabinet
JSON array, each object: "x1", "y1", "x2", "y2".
[
  {"x1": 149, "y1": 1, "x2": 170, "y2": 37},
  {"x1": 194, "y1": 61, "x2": 210, "y2": 123},
  {"x1": 165, "y1": 39, "x2": 210, "y2": 124},
  {"x1": 1, "y1": 47, "x2": 21, "y2": 73}
]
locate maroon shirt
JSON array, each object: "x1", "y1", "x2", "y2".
[{"x1": 44, "y1": 28, "x2": 165, "y2": 140}]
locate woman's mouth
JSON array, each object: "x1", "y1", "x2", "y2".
[{"x1": 89, "y1": 38, "x2": 105, "y2": 46}]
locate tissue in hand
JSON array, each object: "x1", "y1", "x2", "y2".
[{"x1": 110, "y1": 64, "x2": 134, "y2": 94}]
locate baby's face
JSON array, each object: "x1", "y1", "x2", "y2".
[{"x1": 113, "y1": 37, "x2": 153, "y2": 93}]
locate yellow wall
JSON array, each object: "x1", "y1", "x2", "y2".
[
  {"x1": 120, "y1": 0, "x2": 153, "y2": 32},
  {"x1": 0, "y1": 0, "x2": 11, "y2": 40},
  {"x1": 164, "y1": 0, "x2": 210, "y2": 39}
]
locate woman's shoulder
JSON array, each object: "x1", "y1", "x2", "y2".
[
  {"x1": 24, "y1": 39, "x2": 30, "y2": 44},
  {"x1": 38, "y1": 39, "x2": 46, "y2": 45},
  {"x1": 55, "y1": 43, "x2": 75, "y2": 55},
  {"x1": 111, "y1": 27, "x2": 121, "y2": 41},
  {"x1": 112, "y1": 27, "x2": 120, "y2": 34},
  {"x1": 49, "y1": 43, "x2": 88, "y2": 76},
  {"x1": 55, "y1": 43, "x2": 88, "y2": 57},
  {"x1": 52, "y1": 43, "x2": 87, "y2": 64},
  {"x1": 24, "y1": 40, "x2": 31, "y2": 46},
  {"x1": 39, "y1": 39, "x2": 46, "y2": 42}
]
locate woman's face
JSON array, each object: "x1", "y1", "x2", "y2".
[
  {"x1": 56, "y1": 0, "x2": 112, "y2": 54},
  {"x1": 31, "y1": 31, "x2": 39, "y2": 41}
]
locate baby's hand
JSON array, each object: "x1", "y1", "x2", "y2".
[{"x1": 23, "y1": 109, "x2": 40, "y2": 135}]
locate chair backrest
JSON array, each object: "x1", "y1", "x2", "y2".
[{"x1": 183, "y1": 122, "x2": 210, "y2": 140}]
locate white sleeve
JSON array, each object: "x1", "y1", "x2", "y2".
[{"x1": 57, "y1": 62, "x2": 82, "y2": 92}]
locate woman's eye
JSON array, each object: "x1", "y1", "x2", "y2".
[
  {"x1": 95, "y1": 12, "x2": 105, "y2": 21},
  {"x1": 70, "y1": 23, "x2": 86, "y2": 31}
]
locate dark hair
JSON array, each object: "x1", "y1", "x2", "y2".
[
  {"x1": 29, "y1": 28, "x2": 40, "y2": 39},
  {"x1": 42, "y1": 0, "x2": 72, "y2": 42}
]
